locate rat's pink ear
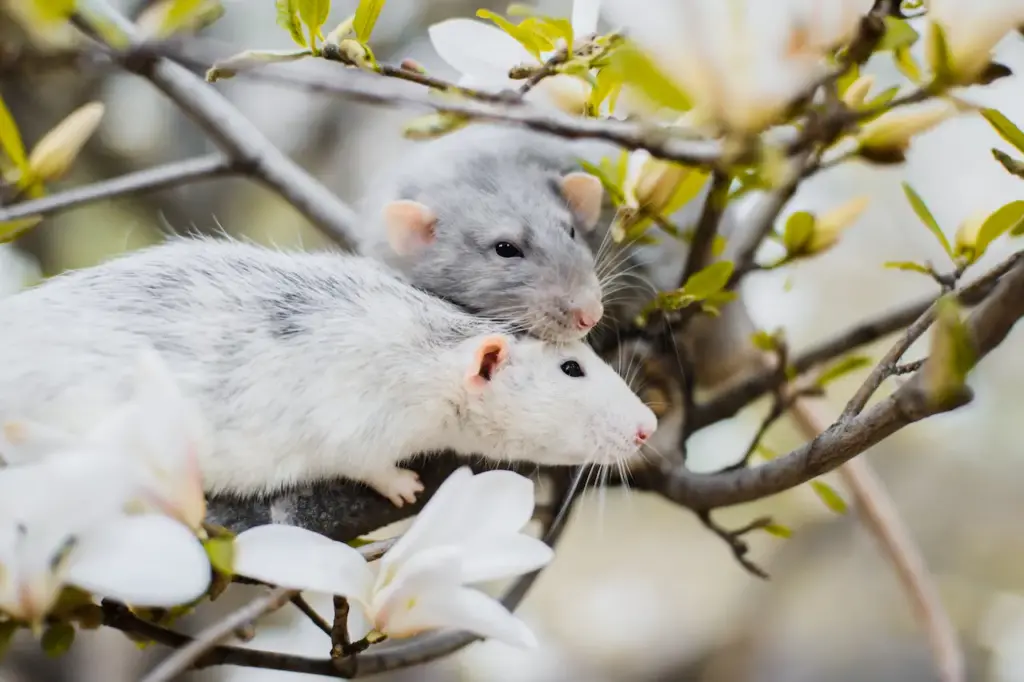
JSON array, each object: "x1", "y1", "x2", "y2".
[
  {"x1": 383, "y1": 200, "x2": 437, "y2": 256},
  {"x1": 559, "y1": 171, "x2": 604, "y2": 232},
  {"x1": 465, "y1": 335, "x2": 510, "y2": 392}
]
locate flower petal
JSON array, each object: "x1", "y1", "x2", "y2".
[
  {"x1": 64, "y1": 514, "x2": 211, "y2": 607},
  {"x1": 571, "y1": 0, "x2": 602, "y2": 37},
  {"x1": 428, "y1": 19, "x2": 533, "y2": 87},
  {"x1": 371, "y1": 545, "x2": 463, "y2": 618},
  {"x1": 382, "y1": 584, "x2": 537, "y2": 648},
  {"x1": 379, "y1": 467, "x2": 474, "y2": 572},
  {"x1": 458, "y1": 470, "x2": 535, "y2": 538},
  {"x1": 233, "y1": 524, "x2": 373, "y2": 602},
  {"x1": 457, "y1": 534, "x2": 554, "y2": 585}
]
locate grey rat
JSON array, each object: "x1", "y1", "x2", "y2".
[
  {"x1": 360, "y1": 124, "x2": 762, "y2": 391},
  {"x1": 357, "y1": 124, "x2": 607, "y2": 343},
  {"x1": 0, "y1": 237, "x2": 657, "y2": 506}
]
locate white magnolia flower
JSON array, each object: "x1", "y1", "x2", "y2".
[
  {"x1": 1, "y1": 348, "x2": 208, "y2": 531},
  {"x1": 0, "y1": 452, "x2": 210, "y2": 625},
  {"x1": 233, "y1": 467, "x2": 553, "y2": 648},
  {"x1": 924, "y1": 0, "x2": 1024, "y2": 85},
  {"x1": 428, "y1": 0, "x2": 602, "y2": 114},
  {"x1": 601, "y1": 0, "x2": 874, "y2": 133},
  {"x1": 0, "y1": 349, "x2": 213, "y2": 624}
]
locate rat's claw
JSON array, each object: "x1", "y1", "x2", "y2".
[{"x1": 368, "y1": 467, "x2": 424, "y2": 508}]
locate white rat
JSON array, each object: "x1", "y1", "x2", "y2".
[
  {"x1": 357, "y1": 124, "x2": 608, "y2": 343},
  {"x1": 0, "y1": 237, "x2": 657, "y2": 506}
]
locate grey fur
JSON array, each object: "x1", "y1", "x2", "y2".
[{"x1": 358, "y1": 124, "x2": 606, "y2": 342}]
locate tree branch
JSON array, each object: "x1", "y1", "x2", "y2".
[
  {"x1": 789, "y1": 400, "x2": 964, "y2": 682},
  {"x1": 691, "y1": 251, "x2": 1023, "y2": 431},
  {"x1": 643, "y1": 252, "x2": 1024, "y2": 510},
  {"x1": 69, "y1": 3, "x2": 361, "y2": 250},
  {"x1": 679, "y1": 170, "x2": 731, "y2": 288},
  {"x1": 0, "y1": 155, "x2": 233, "y2": 223},
  {"x1": 138, "y1": 587, "x2": 296, "y2": 682}
]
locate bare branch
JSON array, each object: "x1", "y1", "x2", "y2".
[
  {"x1": 69, "y1": 3, "x2": 361, "y2": 250},
  {"x1": 291, "y1": 594, "x2": 333, "y2": 637},
  {"x1": 679, "y1": 170, "x2": 731, "y2": 288},
  {"x1": 643, "y1": 252, "x2": 1024, "y2": 510},
  {"x1": 790, "y1": 401, "x2": 964, "y2": 682},
  {"x1": 0, "y1": 155, "x2": 232, "y2": 223},
  {"x1": 139, "y1": 587, "x2": 295, "y2": 682}
]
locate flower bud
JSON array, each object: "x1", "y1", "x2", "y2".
[
  {"x1": 953, "y1": 210, "x2": 987, "y2": 259},
  {"x1": 809, "y1": 196, "x2": 869, "y2": 252},
  {"x1": 857, "y1": 101, "x2": 955, "y2": 155},
  {"x1": 841, "y1": 74, "x2": 876, "y2": 109},
  {"x1": 26, "y1": 102, "x2": 104, "y2": 183}
]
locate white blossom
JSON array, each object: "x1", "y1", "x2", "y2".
[
  {"x1": 233, "y1": 467, "x2": 553, "y2": 648},
  {"x1": 601, "y1": 0, "x2": 873, "y2": 134},
  {"x1": 428, "y1": 0, "x2": 602, "y2": 115},
  {"x1": 924, "y1": 0, "x2": 1024, "y2": 85},
  {"x1": 0, "y1": 349, "x2": 214, "y2": 624}
]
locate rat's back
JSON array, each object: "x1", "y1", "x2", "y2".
[{"x1": 0, "y1": 238, "x2": 471, "y2": 450}]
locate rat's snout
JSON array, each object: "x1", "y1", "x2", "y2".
[
  {"x1": 570, "y1": 298, "x2": 604, "y2": 331},
  {"x1": 635, "y1": 410, "x2": 658, "y2": 447},
  {"x1": 634, "y1": 427, "x2": 651, "y2": 446}
]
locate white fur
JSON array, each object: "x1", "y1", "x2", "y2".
[{"x1": 0, "y1": 238, "x2": 656, "y2": 500}]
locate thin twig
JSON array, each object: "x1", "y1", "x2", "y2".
[
  {"x1": 0, "y1": 155, "x2": 233, "y2": 223},
  {"x1": 138, "y1": 587, "x2": 296, "y2": 682},
  {"x1": 696, "y1": 511, "x2": 773, "y2": 579},
  {"x1": 291, "y1": 594, "x2": 332, "y2": 637},
  {"x1": 679, "y1": 170, "x2": 731, "y2": 288},
  {"x1": 789, "y1": 399, "x2": 964, "y2": 682},
  {"x1": 692, "y1": 250, "x2": 1024, "y2": 431},
  {"x1": 330, "y1": 596, "x2": 352, "y2": 659}
]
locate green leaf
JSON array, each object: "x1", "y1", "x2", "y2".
[
  {"x1": 606, "y1": 42, "x2": 691, "y2": 112},
  {"x1": 877, "y1": 17, "x2": 919, "y2": 52},
  {"x1": 817, "y1": 355, "x2": 871, "y2": 386},
  {"x1": 893, "y1": 46, "x2": 921, "y2": 83},
  {"x1": 901, "y1": 182, "x2": 953, "y2": 259},
  {"x1": 297, "y1": 0, "x2": 331, "y2": 43},
  {"x1": 40, "y1": 623, "x2": 75, "y2": 657},
  {"x1": 884, "y1": 260, "x2": 933, "y2": 275},
  {"x1": 353, "y1": 0, "x2": 386, "y2": 43},
  {"x1": 992, "y1": 149, "x2": 1024, "y2": 180},
  {"x1": 926, "y1": 20, "x2": 953, "y2": 84},
  {"x1": 922, "y1": 295, "x2": 976, "y2": 409},
  {"x1": 0, "y1": 216, "x2": 43, "y2": 243},
  {"x1": 782, "y1": 211, "x2": 815, "y2": 254},
  {"x1": 402, "y1": 112, "x2": 471, "y2": 140},
  {"x1": 27, "y1": 0, "x2": 76, "y2": 22},
  {"x1": 275, "y1": 0, "x2": 307, "y2": 47},
  {"x1": 662, "y1": 168, "x2": 711, "y2": 217},
  {"x1": 976, "y1": 201, "x2": 1024, "y2": 255},
  {"x1": 810, "y1": 481, "x2": 847, "y2": 514},
  {"x1": 0, "y1": 621, "x2": 18, "y2": 658},
  {"x1": 750, "y1": 329, "x2": 780, "y2": 352},
  {"x1": 681, "y1": 261, "x2": 734, "y2": 299},
  {"x1": 345, "y1": 536, "x2": 375, "y2": 548},
  {"x1": 203, "y1": 536, "x2": 235, "y2": 576},
  {"x1": 981, "y1": 108, "x2": 1024, "y2": 154},
  {"x1": 754, "y1": 443, "x2": 779, "y2": 461},
  {"x1": 760, "y1": 522, "x2": 792, "y2": 539},
  {"x1": 476, "y1": 10, "x2": 553, "y2": 60},
  {"x1": 0, "y1": 94, "x2": 27, "y2": 173}
]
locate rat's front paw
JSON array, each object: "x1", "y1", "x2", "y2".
[{"x1": 366, "y1": 467, "x2": 425, "y2": 508}]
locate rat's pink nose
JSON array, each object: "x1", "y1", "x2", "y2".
[
  {"x1": 635, "y1": 427, "x2": 652, "y2": 446},
  {"x1": 573, "y1": 309, "x2": 597, "y2": 330}
]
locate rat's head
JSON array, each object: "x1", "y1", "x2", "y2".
[
  {"x1": 381, "y1": 169, "x2": 606, "y2": 342},
  {"x1": 455, "y1": 333, "x2": 657, "y2": 467}
]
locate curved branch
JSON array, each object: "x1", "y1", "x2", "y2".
[
  {"x1": 70, "y1": 3, "x2": 361, "y2": 250},
  {"x1": 645, "y1": 252, "x2": 1024, "y2": 509},
  {"x1": 0, "y1": 155, "x2": 233, "y2": 223}
]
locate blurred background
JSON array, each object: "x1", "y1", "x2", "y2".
[{"x1": 2, "y1": 1, "x2": 1024, "y2": 680}]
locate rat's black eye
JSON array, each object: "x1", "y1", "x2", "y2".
[
  {"x1": 569, "y1": 226, "x2": 576, "y2": 240},
  {"x1": 560, "y1": 360, "x2": 585, "y2": 378},
  {"x1": 494, "y1": 242, "x2": 524, "y2": 258}
]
